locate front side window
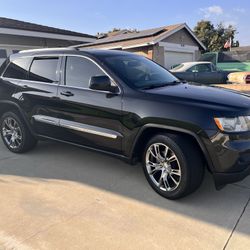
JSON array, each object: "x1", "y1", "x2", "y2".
[
  {"x1": 3, "y1": 57, "x2": 30, "y2": 79},
  {"x1": 29, "y1": 57, "x2": 59, "y2": 83},
  {"x1": 65, "y1": 56, "x2": 106, "y2": 88},
  {"x1": 195, "y1": 64, "x2": 211, "y2": 72},
  {"x1": 187, "y1": 66, "x2": 197, "y2": 72},
  {"x1": 97, "y1": 54, "x2": 178, "y2": 89}
]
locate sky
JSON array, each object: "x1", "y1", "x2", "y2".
[{"x1": 0, "y1": 0, "x2": 249, "y2": 45}]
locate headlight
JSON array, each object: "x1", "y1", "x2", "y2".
[{"x1": 214, "y1": 116, "x2": 250, "y2": 132}]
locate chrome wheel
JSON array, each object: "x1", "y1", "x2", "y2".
[
  {"x1": 2, "y1": 117, "x2": 23, "y2": 149},
  {"x1": 145, "y1": 143, "x2": 181, "y2": 192}
]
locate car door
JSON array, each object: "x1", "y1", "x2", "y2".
[
  {"x1": 193, "y1": 63, "x2": 216, "y2": 84},
  {"x1": 172, "y1": 70, "x2": 195, "y2": 82},
  {"x1": 56, "y1": 55, "x2": 123, "y2": 154},
  {"x1": 14, "y1": 55, "x2": 62, "y2": 138}
]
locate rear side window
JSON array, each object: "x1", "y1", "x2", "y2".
[
  {"x1": 65, "y1": 56, "x2": 105, "y2": 88},
  {"x1": 29, "y1": 57, "x2": 59, "y2": 83},
  {"x1": 0, "y1": 49, "x2": 7, "y2": 59},
  {"x1": 3, "y1": 57, "x2": 30, "y2": 79},
  {"x1": 0, "y1": 59, "x2": 9, "y2": 75}
]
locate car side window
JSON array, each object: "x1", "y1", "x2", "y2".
[
  {"x1": 3, "y1": 57, "x2": 30, "y2": 80},
  {"x1": 0, "y1": 49, "x2": 7, "y2": 59},
  {"x1": 211, "y1": 64, "x2": 217, "y2": 72},
  {"x1": 195, "y1": 64, "x2": 211, "y2": 72},
  {"x1": 187, "y1": 66, "x2": 197, "y2": 72},
  {"x1": 65, "y1": 56, "x2": 106, "y2": 88},
  {"x1": 29, "y1": 57, "x2": 59, "y2": 83}
]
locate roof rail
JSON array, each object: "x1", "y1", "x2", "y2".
[{"x1": 18, "y1": 47, "x2": 78, "y2": 53}]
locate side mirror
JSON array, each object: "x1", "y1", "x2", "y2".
[{"x1": 89, "y1": 75, "x2": 118, "y2": 93}]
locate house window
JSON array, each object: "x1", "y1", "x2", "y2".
[{"x1": 0, "y1": 49, "x2": 7, "y2": 59}]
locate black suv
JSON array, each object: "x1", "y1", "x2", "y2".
[{"x1": 0, "y1": 48, "x2": 250, "y2": 200}]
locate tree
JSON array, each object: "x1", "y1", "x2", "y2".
[{"x1": 194, "y1": 20, "x2": 239, "y2": 52}]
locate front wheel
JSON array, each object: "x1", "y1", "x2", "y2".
[
  {"x1": 143, "y1": 134, "x2": 204, "y2": 200},
  {"x1": 0, "y1": 111, "x2": 37, "y2": 153}
]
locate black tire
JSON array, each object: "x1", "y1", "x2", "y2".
[
  {"x1": 142, "y1": 134, "x2": 204, "y2": 200},
  {"x1": 0, "y1": 111, "x2": 37, "y2": 153}
]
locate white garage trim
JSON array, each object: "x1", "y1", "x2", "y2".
[
  {"x1": 160, "y1": 42, "x2": 197, "y2": 69},
  {"x1": 0, "y1": 44, "x2": 40, "y2": 48},
  {"x1": 159, "y1": 42, "x2": 198, "y2": 53},
  {"x1": 154, "y1": 24, "x2": 206, "y2": 50}
]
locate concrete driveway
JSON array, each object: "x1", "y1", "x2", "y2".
[{"x1": 0, "y1": 140, "x2": 249, "y2": 250}]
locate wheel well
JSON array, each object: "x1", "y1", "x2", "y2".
[
  {"x1": 132, "y1": 127, "x2": 208, "y2": 169},
  {"x1": 0, "y1": 103, "x2": 36, "y2": 137},
  {"x1": 0, "y1": 103, "x2": 20, "y2": 118}
]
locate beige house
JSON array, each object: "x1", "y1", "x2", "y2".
[
  {"x1": 0, "y1": 17, "x2": 96, "y2": 65},
  {"x1": 76, "y1": 23, "x2": 206, "y2": 69}
]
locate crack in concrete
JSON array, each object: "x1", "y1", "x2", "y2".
[{"x1": 223, "y1": 194, "x2": 250, "y2": 250}]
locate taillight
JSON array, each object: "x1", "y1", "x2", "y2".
[{"x1": 246, "y1": 75, "x2": 250, "y2": 84}]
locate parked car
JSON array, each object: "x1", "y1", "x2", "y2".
[
  {"x1": 1, "y1": 48, "x2": 250, "y2": 200},
  {"x1": 227, "y1": 71, "x2": 250, "y2": 84},
  {"x1": 170, "y1": 61, "x2": 232, "y2": 84}
]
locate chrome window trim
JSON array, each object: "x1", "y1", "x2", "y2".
[
  {"x1": 0, "y1": 55, "x2": 60, "y2": 83},
  {"x1": 32, "y1": 115, "x2": 121, "y2": 139},
  {"x1": 59, "y1": 84, "x2": 117, "y2": 94},
  {"x1": 63, "y1": 54, "x2": 122, "y2": 95},
  {"x1": 1, "y1": 77, "x2": 60, "y2": 86},
  {"x1": 1, "y1": 53, "x2": 122, "y2": 95}
]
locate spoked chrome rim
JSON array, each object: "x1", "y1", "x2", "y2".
[
  {"x1": 145, "y1": 143, "x2": 181, "y2": 192},
  {"x1": 2, "y1": 117, "x2": 23, "y2": 149}
]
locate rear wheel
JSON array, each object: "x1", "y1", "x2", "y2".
[
  {"x1": 0, "y1": 111, "x2": 37, "y2": 153},
  {"x1": 143, "y1": 134, "x2": 204, "y2": 200}
]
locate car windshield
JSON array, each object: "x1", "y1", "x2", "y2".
[
  {"x1": 171, "y1": 64, "x2": 185, "y2": 71},
  {"x1": 99, "y1": 54, "x2": 179, "y2": 89}
]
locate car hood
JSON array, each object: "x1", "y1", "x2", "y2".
[{"x1": 143, "y1": 83, "x2": 250, "y2": 110}]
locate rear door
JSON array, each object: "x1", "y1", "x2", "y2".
[
  {"x1": 56, "y1": 55, "x2": 123, "y2": 154},
  {"x1": 15, "y1": 55, "x2": 62, "y2": 138}
]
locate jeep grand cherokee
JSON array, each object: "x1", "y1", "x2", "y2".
[{"x1": 0, "y1": 48, "x2": 250, "y2": 199}]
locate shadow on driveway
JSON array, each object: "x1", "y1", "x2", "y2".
[{"x1": 0, "y1": 140, "x2": 249, "y2": 236}]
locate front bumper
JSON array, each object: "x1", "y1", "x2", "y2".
[
  {"x1": 203, "y1": 130, "x2": 250, "y2": 187},
  {"x1": 213, "y1": 165, "x2": 250, "y2": 188}
]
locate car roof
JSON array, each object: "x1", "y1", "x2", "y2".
[
  {"x1": 171, "y1": 61, "x2": 212, "y2": 72},
  {"x1": 9, "y1": 47, "x2": 133, "y2": 60},
  {"x1": 180, "y1": 61, "x2": 211, "y2": 67}
]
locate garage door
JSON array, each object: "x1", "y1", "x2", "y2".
[{"x1": 164, "y1": 51, "x2": 194, "y2": 69}]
